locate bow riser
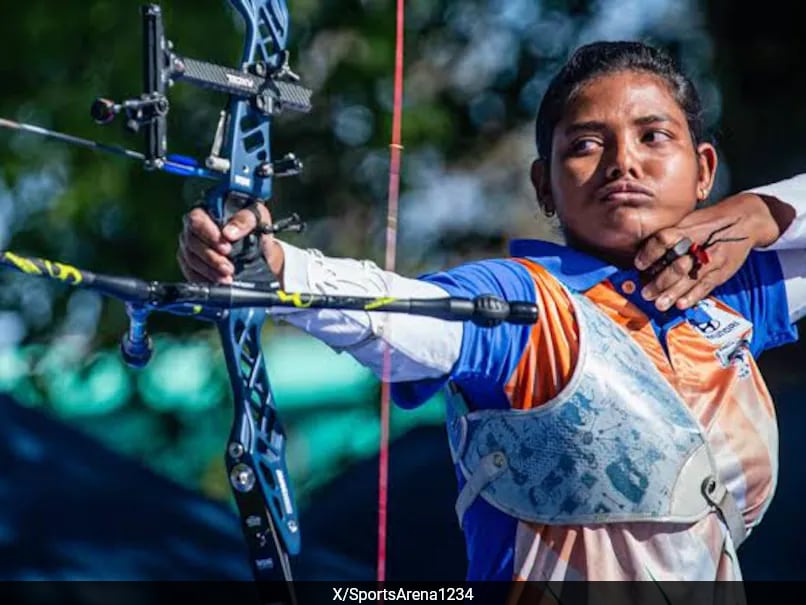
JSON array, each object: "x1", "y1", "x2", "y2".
[
  {"x1": 218, "y1": 0, "x2": 287, "y2": 202},
  {"x1": 208, "y1": 0, "x2": 301, "y2": 591},
  {"x1": 137, "y1": 1, "x2": 304, "y2": 596}
]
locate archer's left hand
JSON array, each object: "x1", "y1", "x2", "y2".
[{"x1": 633, "y1": 193, "x2": 784, "y2": 311}]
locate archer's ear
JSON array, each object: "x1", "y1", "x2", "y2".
[
  {"x1": 695, "y1": 142, "x2": 718, "y2": 202},
  {"x1": 530, "y1": 159, "x2": 554, "y2": 215}
]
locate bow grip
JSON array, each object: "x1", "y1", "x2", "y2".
[{"x1": 209, "y1": 190, "x2": 279, "y2": 288}]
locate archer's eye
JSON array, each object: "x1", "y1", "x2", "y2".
[
  {"x1": 569, "y1": 138, "x2": 601, "y2": 155},
  {"x1": 642, "y1": 130, "x2": 673, "y2": 144}
]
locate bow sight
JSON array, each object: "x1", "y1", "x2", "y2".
[{"x1": 90, "y1": 4, "x2": 312, "y2": 183}]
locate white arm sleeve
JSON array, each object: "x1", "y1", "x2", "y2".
[
  {"x1": 775, "y1": 249, "x2": 806, "y2": 323},
  {"x1": 747, "y1": 174, "x2": 806, "y2": 250},
  {"x1": 270, "y1": 241, "x2": 462, "y2": 382},
  {"x1": 743, "y1": 175, "x2": 806, "y2": 323}
]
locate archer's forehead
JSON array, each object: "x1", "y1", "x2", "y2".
[{"x1": 558, "y1": 70, "x2": 686, "y2": 129}]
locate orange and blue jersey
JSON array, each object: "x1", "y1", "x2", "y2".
[{"x1": 392, "y1": 239, "x2": 797, "y2": 582}]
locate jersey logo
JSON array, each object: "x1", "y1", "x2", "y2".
[
  {"x1": 690, "y1": 300, "x2": 753, "y2": 378},
  {"x1": 689, "y1": 299, "x2": 753, "y2": 347}
]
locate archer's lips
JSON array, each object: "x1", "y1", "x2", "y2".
[
  {"x1": 597, "y1": 181, "x2": 654, "y2": 203},
  {"x1": 601, "y1": 191, "x2": 653, "y2": 204}
]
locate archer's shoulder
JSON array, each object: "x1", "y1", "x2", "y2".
[
  {"x1": 715, "y1": 249, "x2": 786, "y2": 299},
  {"x1": 417, "y1": 257, "x2": 537, "y2": 299}
]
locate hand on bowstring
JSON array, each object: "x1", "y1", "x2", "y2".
[
  {"x1": 177, "y1": 203, "x2": 283, "y2": 285},
  {"x1": 632, "y1": 193, "x2": 771, "y2": 312}
]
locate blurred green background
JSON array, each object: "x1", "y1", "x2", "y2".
[{"x1": 1, "y1": 0, "x2": 806, "y2": 573}]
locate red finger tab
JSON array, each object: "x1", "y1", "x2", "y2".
[
  {"x1": 689, "y1": 243, "x2": 710, "y2": 266},
  {"x1": 686, "y1": 243, "x2": 711, "y2": 280}
]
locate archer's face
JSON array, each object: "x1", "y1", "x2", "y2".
[{"x1": 533, "y1": 70, "x2": 716, "y2": 264}]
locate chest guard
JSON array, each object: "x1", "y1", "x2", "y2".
[{"x1": 446, "y1": 286, "x2": 746, "y2": 546}]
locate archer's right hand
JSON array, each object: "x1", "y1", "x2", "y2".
[{"x1": 177, "y1": 204, "x2": 283, "y2": 285}]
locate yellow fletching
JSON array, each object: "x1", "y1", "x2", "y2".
[
  {"x1": 43, "y1": 259, "x2": 83, "y2": 284},
  {"x1": 3, "y1": 252, "x2": 43, "y2": 275},
  {"x1": 2, "y1": 253, "x2": 83, "y2": 284},
  {"x1": 364, "y1": 297, "x2": 396, "y2": 310},
  {"x1": 276, "y1": 290, "x2": 314, "y2": 308}
]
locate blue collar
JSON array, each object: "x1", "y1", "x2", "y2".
[
  {"x1": 509, "y1": 239, "x2": 619, "y2": 291},
  {"x1": 509, "y1": 239, "x2": 712, "y2": 327}
]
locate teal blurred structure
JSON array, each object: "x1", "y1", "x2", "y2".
[{"x1": 0, "y1": 326, "x2": 445, "y2": 503}]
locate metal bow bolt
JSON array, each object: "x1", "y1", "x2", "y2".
[{"x1": 0, "y1": 2, "x2": 539, "y2": 604}]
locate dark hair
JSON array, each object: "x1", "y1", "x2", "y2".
[{"x1": 535, "y1": 41, "x2": 704, "y2": 160}]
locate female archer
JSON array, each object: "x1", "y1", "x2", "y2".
[{"x1": 178, "y1": 41, "x2": 806, "y2": 584}]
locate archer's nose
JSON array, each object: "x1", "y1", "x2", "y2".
[{"x1": 604, "y1": 138, "x2": 641, "y2": 180}]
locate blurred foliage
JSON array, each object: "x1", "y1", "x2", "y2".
[{"x1": 1, "y1": 0, "x2": 805, "y2": 509}]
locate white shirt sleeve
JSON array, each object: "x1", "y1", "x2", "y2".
[
  {"x1": 747, "y1": 174, "x2": 806, "y2": 250},
  {"x1": 774, "y1": 249, "x2": 806, "y2": 324},
  {"x1": 743, "y1": 175, "x2": 806, "y2": 323},
  {"x1": 269, "y1": 241, "x2": 463, "y2": 382}
]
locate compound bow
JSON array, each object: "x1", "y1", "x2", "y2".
[{"x1": 0, "y1": 2, "x2": 538, "y2": 604}]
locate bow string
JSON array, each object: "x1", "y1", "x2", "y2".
[{"x1": 377, "y1": 0, "x2": 406, "y2": 585}]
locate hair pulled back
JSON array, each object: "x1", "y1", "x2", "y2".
[{"x1": 535, "y1": 41, "x2": 704, "y2": 160}]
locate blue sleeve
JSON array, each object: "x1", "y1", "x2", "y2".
[
  {"x1": 390, "y1": 259, "x2": 536, "y2": 410},
  {"x1": 712, "y1": 250, "x2": 798, "y2": 356}
]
